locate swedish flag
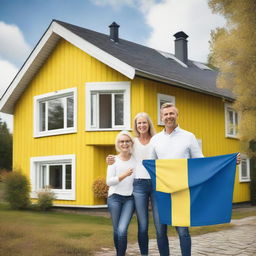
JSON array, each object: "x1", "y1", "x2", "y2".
[{"x1": 143, "y1": 153, "x2": 237, "y2": 227}]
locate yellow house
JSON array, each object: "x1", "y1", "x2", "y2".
[{"x1": 0, "y1": 20, "x2": 251, "y2": 207}]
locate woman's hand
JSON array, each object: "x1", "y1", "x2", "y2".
[
  {"x1": 118, "y1": 168, "x2": 133, "y2": 181},
  {"x1": 106, "y1": 155, "x2": 116, "y2": 165}
]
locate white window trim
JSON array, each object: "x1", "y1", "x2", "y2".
[
  {"x1": 86, "y1": 81, "x2": 131, "y2": 131},
  {"x1": 34, "y1": 88, "x2": 77, "y2": 138},
  {"x1": 239, "y1": 155, "x2": 251, "y2": 182},
  {"x1": 30, "y1": 154, "x2": 76, "y2": 200},
  {"x1": 224, "y1": 103, "x2": 239, "y2": 139},
  {"x1": 157, "y1": 93, "x2": 175, "y2": 125}
]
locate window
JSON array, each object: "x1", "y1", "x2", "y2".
[
  {"x1": 34, "y1": 88, "x2": 77, "y2": 137},
  {"x1": 239, "y1": 155, "x2": 250, "y2": 182},
  {"x1": 86, "y1": 82, "x2": 131, "y2": 130},
  {"x1": 30, "y1": 155, "x2": 76, "y2": 200},
  {"x1": 225, "y1": 103, "x2": 239, "y2": 138},
  {"x1": 157, "y1": 93, "x2": 175, "y2": 125}
]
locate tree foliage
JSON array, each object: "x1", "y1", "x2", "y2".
[
  {"x1": 0, "y1": 118, "x2": 12, "y2": 170},
  {"x1": 208, "y1": 0, "x2": 256, "y2": 205},
  {"x1": 208, "y1": 0, "x2": 256, "y2": 156}
]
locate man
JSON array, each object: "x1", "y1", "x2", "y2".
[
  {"x1": 150, "y1": 102, "x2": 201, "y2": 256},
  {"x1": 150, "y1": 102, "x2": 240, "y2": 256}
]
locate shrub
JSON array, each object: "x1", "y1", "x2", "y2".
[
  {"x1": 0, "y1": 169, "x2": 9, "y2": 182},
  {"x1": 4, "y1": 171, "x2": 31, "y2": 209},
  {"x1": 37, "y1": 187, "x2": 56, "y2": 211},
  {"x1": 92, "y1": 177, "x2": 108, "y2": 199}
]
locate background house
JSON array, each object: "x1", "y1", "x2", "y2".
[{"x1": 0, "y1": 20, "x2": 250, "y2": 207}]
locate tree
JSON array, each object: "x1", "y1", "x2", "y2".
[
  {"x1": 208, "y1": 0, "x2": 256, "y2": 204},
  {"x1": 0, "y1": 118, "x2": 13, "y2": 170}
]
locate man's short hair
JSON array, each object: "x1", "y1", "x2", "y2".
[{"x1": 160, "y1": 102, "x2": 179, "y2": 114}]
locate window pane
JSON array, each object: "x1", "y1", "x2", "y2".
[
  {"x1": 228, "y1": 110, "x2": 234, "y2": 134},
  {"x1": 39, "y1": 102, "x2": 46, "y2": 132},
  {"x1": 99, "y1": 94, "x2": 112, "y2": 128},
  {"x1": 49, "y1": 165, "x2": 63, "y2": 189},
  {"x1": 241, "y1": 160, "x2": 248, "y2": 178},
  {"x1": 114, "y1": 94, "x2": 124, "y2": 125},
  {"x1": 65, "y1": 164, "x2": 72, "y2": 190},
  {"x1": 235, "y1": 112, "x2": 238, "y2": 125},
  {"x1": 39, "y1": 165, "x2": 47, "y2": 188},
  {"x1": 91, "y1": 94, "x2": 97, "y2": 127},
  {"x1": 48, "y1": 98, "x2": 64, "y2": 130},
  {"x1": 160, "y1": 99, "x2": 168, "y2": 108},
  {"x1": 67, "y1": 97, "x2": 74, "y2": 128}
]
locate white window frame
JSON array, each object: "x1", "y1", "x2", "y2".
[
  {"x1": 239, "y1": 155, "x2": 251, "y2": 182},
  {"x1": 34, "y1": 88, "x2": 77, "y2": 138},
  {"x1": 224, "y1": 103, "x2": 239, "y2": 138},
  {"x1": 30, "y1": 154, "x2": 76, "y2": 200},
  {"x1": 86, "y1": 82, "x2": 131, "y2": 131},
  {"x1": 157, "y1": 93, "x2": 175, "y2": 125}
]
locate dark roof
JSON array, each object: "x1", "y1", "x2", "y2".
[{"x1": 55, "y1": 20, "x2": 233, "y2": 99}]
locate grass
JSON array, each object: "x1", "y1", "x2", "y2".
[
  {"x1": 0, "y1": 181, "x2": 255, "y2": 256},
  {"x1": 0, "y1": 182, "x2": 5, "y2": 203}
]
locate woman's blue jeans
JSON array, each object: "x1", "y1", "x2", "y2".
[
  {"x1": 133, "y1": 179, "x2": 191, "y2": 256},
  {"x1": 107, "y1": 194, "x2": 135, "y2": 256}
]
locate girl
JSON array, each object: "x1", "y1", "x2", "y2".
[{"x1": 106, "y1": 130, "x2": 136, "y2": 256}]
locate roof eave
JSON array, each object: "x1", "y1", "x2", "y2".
[{"x1": 135, "y1": 69, "x2": 235, "y2": 101}]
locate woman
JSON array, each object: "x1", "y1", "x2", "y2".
[
  {"x1": 106, "y1": 130, "x2": 136, "y2": 256},
  {"x1": 107, "y1": 113, "x2": 168, "y2": 256}
]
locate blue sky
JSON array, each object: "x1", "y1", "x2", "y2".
[{"x1": 0, "y1": 0, "x2": 226, "y2": 131}]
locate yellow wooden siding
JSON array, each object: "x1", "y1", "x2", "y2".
[
  {"x1": 13, "y1": 38, "x2": 249, "y2": 206},
  {"x1": 13, "y1": 39, "x2": 128, "y2": 206}
]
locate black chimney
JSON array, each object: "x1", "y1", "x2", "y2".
[
  {"x1": 173, "y1": 31, "x2": 188, "y2": 64},
  {"x1": 109, "y1": 22, "x2": 120, "y2": 43}
]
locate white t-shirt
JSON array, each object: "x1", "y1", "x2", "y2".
[
  {"x1": 151, "y1": 126, "x2": 203, "y2": 159},
  {"x1": 106, "y1": 156, "x2": 136, "y2": 196},
  {"x1": 133, "y1": 137, "x2": 153, "y2": 179}
]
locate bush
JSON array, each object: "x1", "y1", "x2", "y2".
[
  {"x1": 0, "y1": 169, "x2": 9, "y2": 182},
  {"x1": 4, "y1": 171, "x2": 31, "y2": 209},
  {"x1": 37, "y1": 187, "x2": 56, "y2": 211},
  {"x1": 92, "y1": 177, "x2": 108, "y2": 199}
]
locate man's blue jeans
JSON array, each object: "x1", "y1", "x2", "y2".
[
  {"x1": 107, "y1": 194, "x2": 135, "y2": 256},
  {"x1": 133, "y1": 179, "x2": 191, "y2": 256}
]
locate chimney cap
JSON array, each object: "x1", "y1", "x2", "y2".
[
  {"x1": 173, "y1": 31, "x2": 188, "y2": 40},
  {"x1": 109, "y1": 21, "x2": 120, "y2": 28}
]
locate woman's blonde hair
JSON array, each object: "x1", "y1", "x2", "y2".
[
  {"x1": 115, "y1": 130, "x2": 134, "y2": 153},
  {"x1": 133, "y1": 112, "x2": 156, "y2": 138}
]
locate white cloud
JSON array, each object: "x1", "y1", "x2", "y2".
[
  {"x1": 91, "y1": 0, "x2": 157, "y2": 12},
  {"x1": 143, "y1": 0, "x2": 226, "y2": 62},
  {"x1": 0, "y1": 59, "x2": 17, "y2": 133},
  {"x1": 0, "y1": 21, "x2": 31, "y2": 65},
  {"x1": 0, "y1": 59, "x2": 18, "y2": 98},
  {"x1": 0, "y1": 113, "x2": 13, "y2": 133}
]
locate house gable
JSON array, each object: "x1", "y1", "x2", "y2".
[{"x1": 0, "y1": 21, "x2": 135, "y2": 114}]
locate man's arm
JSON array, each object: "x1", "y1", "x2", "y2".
[{"x1": 190, "y1": 134, "x2": 204, "y2": 158}]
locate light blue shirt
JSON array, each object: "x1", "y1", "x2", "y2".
[{"x1": 151, "y1": 126, "x2": 203, "y2": 159}]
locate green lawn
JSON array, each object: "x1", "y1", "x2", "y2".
[{"x1": 0, "y1": 181, "x2": 255, "y2": 256}]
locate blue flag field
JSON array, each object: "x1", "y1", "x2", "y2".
[{"x1": 143, "y1": 153, "x2": 237, "y2": 227}]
